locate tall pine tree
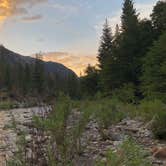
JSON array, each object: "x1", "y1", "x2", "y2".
[
  {"x1": 151, "y1": 1, "x2": 166, "y2": 37},
  {"x1": 97, "y1": 19, "x2": 114, "y2": 91},
  {"x1": 98, "y1": 19, "x2": 113, "y2": 70},
  {"x1": 114, "y1": 0, "x2": 140, "y2": 86}
]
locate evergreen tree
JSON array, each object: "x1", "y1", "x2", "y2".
[
  {"x1": 141, "y1": 32, "x2": 166, "y2": 101},
  {"x1": 24, "y1": 64, "x2": 32, "y2": 95},
  {"x1": 5, "y1": 63, "x2": 12, "y2": 91},
  {"x1": 32, "y1": 53, "x2": 45, "y2": 95},
  {"x1": 98, "y1": 19, "x2": 113, "y2": 70},
  {"x1": 151, "y1": 1, "x2": 166, "y2": 37},
  {"x1": 114, "y1": 24, "x2": 120, "y2": 40},
  {"x1": 114, "y1": 0, "x2": 140, "y2": 86},
  {"x1": 97, "y1": 19, "x2": 115, "y2": 91},
  {"x1": 80, "y1": 65, "x2": 99, "y2": 96}
]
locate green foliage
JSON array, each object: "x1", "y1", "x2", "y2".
[
  {"x1": 152, "y1": 110, "x2": 166, "y2": 140},
  {"x1": 0, "y1": 101, "x2": 16, "y2": 110},
  {"x1": 80, "y1": 65, "x2": 99, "y2": 96},
  {"x1": 97, "y1": 138, "x2": 151, "y2": 166},
  {"x1": 0, "y1": 48, "x2": 79, "y2": 100},
  {"x1": 141, "y1": 32, "x2": 166, "y2": 102},
  {"x1": 95, "y1": 99, "x2": 125, "y2": 129},
  {"x1": 34, "y1": 94, "x2": 93, "y2": 165},
  {"x1": 138, "y1": 100, "x2": 166, "y2": 139},
  {"x1": 151, "y1": 1, "x2": 166, "y2": 36},
  {"x1": 112, "y1": 83, "x2": 136, "y2": 103},
  {"x1": 114, "y1": 0, "x2": 140, "y2": 85},
  {"x1": 98, "y1": 19, "x2": 113, "y2": 70}
]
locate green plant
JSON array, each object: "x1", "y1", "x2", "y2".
[
  {"x1": 138, "y1": 99, "x2": 166, "y2": 120},
  {"x1": 95, "y1": 99, "x2": 125, "y2": 129},
  {"x1": 112, "y1": 83, "x2": 136, "y2": 103},
  {"x1": 0, "y1": 101, "x2": 15, "y2": 110},
  {"x1": 137, "y1": 100, "x2": 166, "y2": 139},
  {"x1": 34, "y1": 94, "x2": 93, "y2": 165},
  {"x1": 96, "y1": 138, "x2": 151, "y2": 166},
  {"x1": 152, "y1": 110, "x2": 166, "y2": 139}
]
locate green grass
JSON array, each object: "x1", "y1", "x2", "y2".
[{"x1": 0, "y1": 101, "x2": 16, "y2": 110}]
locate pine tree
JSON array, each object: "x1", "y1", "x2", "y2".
[
  {"x1": 97, "y1": 19, "x2": 115, "y2": 91},
  {"x1": 114, "y1": 0, "x2": 140, "y2": 86},
  {"x1": 141, "y1": 32, "x2": 166, "y2": 101},
  {"x1": 32, "y1": 53, "x2": 45, "y2": 95},
  {"x1": 114, "y1": 24, "x2": 120, "y2": 40},
  {"x1": 98, "y1": 19, "x2": 113, "y2": 70},
  {"x1": 80, "y1": 65, "x2": 99, "y2": 96},
  {"x1": 151, "y1": 1, "x2": 166, "y2": 37}
]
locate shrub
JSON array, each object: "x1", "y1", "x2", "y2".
[
  {"x1": 138, "y1": 100, "x2": 166, "y2": 139},
  {"x1": 138, "y1": 99, "x2": 166, "y2": 120},
  {"x1": 152, "y1": 110, "x2": 166, "y2": 139},
  {"x1": 96, "y1": 138, "x2": 151, "y2": 166},
  {"x1": 112, "y1": 83, "x2": 136, "y2": 103},
  {"x1": 95, "y1": 99, "x2": 126, "y2": 129},
  {"x1": 0, "y1": 101, "x2": 15, "y2": 110}
]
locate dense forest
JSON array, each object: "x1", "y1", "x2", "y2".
[{"x1": 81, "y1": 0, "x2": 166, "y2": 102}]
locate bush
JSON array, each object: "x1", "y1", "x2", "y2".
[
  {"x1": 0, "y1": 101, "x2": 15, "y2": 110},
  {"x1": 95, "y1": 99, "x2": 126, "y2": 129},
  {"x1": 138, "y1": 100, "x2": 166, "y2": 139},
  {"x1": 91, "y1": 99, "x2": 126, "y2": 140},
  {"x1": 96, "y1": 138, "x2": 151, "y2": 166},
  {"x1": 112, "y1": 83, "x2": 136, "y2": 103},
  {"x1": 138, "y1": 99, "x2": 166, "y2": 120},
  {"x1": 152, "y1": 110, "x2": 166, "y2": 139}
]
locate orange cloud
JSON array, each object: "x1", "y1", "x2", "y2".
[
  {"x1": 43, "y1": 52, "x2": 98, "y2": 76},
  {"x1": 0, "y1": 0, "x2": 46, "y2": 22}
]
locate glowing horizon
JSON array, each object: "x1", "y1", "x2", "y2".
[{"x1": 0, "y1": 0, "x2": 158, "y2": 74}]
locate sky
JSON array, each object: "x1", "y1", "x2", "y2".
[{"x1": 0, "y1": 0, "x2": 158, "y2": 75}]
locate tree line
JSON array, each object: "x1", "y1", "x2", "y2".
[
  {"x1": 0, "y1": 50, "x2": 79, "y2": 101},
  {"x1": 81, "y1": 0, "x2": 166, "y2": 102}
]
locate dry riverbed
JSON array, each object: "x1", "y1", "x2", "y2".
[
  {"x1": 0, "y1": 107, "x2": 50, "y2": 166},
  {"x1": 0, "y1": 107, "x2": 166, "y2": 166}
]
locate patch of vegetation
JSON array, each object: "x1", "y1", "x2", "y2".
[
  {"x1": 95, "y1": 99, "x2": 125, "y2": 140},
  {"x1": 96, "y1": 138, "x2": 151, "y2": 166},
  {"x1": 34, "y1": 94, "x2": 93, "y2": 165},
  {"x1": 0, "y1": 101, "x2": 16, "y2": 110}
]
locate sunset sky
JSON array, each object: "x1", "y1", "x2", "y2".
[{"x1": 0, "y1": 0, "x2": 158, "y2": 75}]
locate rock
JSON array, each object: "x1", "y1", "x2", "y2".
[
  {"x1": 25, "y1": 135, "x2": 32, "y2": 143},
  {"x1": 152, "y1": 147, "x2": 166, "y2": 160}
]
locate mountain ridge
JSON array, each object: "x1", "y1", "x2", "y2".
[{"x1": 0, "y1": 45, "x2": 77, "y2": 78}]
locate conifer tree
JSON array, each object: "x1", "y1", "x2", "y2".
[
  {"x1": 97, "y1": 19, "x2": 115, "y2": 91},
  {"x1": 98, "y1": 19, "x2": 113, "y2": 70},
  {"x1": 32, "y1": 53, "x2": 45, "y2": 95},
  {"x1": 141, "y1": 32, "x2": 166, "y2": 101},
  {"x1": 151, "y1": 1, "x2": 166, "y2": 37},
  {"x1": 114, "y1": 0, "x2": 140, "y2": 86}
]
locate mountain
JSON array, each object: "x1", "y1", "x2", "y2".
[
  {"x1": 0, "y1": 45, "x2": 77, "y2": 79},
  {"x1": 43, "y1": 52, "x2": 97, "y2": 75}
]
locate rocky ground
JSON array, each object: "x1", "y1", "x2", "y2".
[
  {"x1": 0, "y1": 107, "x2": 50, "y2": 166},
  {"x1": 0, "y1": 108, "x2": 166, "y2": 166}
]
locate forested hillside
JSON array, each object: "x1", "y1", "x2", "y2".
[{"x1": 0, "y1": 46, "x2": 79, "y2": 101}]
